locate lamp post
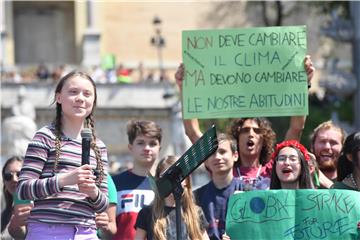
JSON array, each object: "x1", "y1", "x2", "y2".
[{"x1": 151, "y1": 16, "x2": 165, "y2": 81}]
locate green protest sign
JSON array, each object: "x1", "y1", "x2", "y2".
[
  {"x1": 182, "y1": 26, "x2": 308, "y2": 119},
  {"x1": 226, "y1": 189, "x2": 360, "y2": 240}
]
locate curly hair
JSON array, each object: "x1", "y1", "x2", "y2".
[{"x1": 229, "y1": 117, "x2": 276, "y2": 166}]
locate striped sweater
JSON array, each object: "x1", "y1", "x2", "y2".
[{"x1": 17, "y1": 125, "x2": 109, "y2": 227}]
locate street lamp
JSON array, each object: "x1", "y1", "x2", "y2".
[{"x1": 151, "y1": 16, "x2": 165, "y2": 81}]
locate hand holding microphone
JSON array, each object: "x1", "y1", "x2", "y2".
[
  {"x1": 58, "y1": 129, "x2": 99, "y2": 190},
  {"x1": 79, "y1": 128, "x2": 99, "y2": 199},
  {"x1": 81, "y1": 128, "x2": 92, "y2": 165},
  {"x1": 81, "y1": 128, "x2": 100, "y2": 176},
  {"x1": 57, "y1": 164, "x2": 95, "y2": 188}
]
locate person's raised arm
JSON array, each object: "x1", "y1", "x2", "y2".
[
  {"x1": 285, "y1": 55, "x2": 315, "y2": 141},
  {"x1": 175, "y1": 63, "x2": 203, "y2": 144},
  {"x1": 285, "y1": 116, "x2": 306, "y2": 141}
]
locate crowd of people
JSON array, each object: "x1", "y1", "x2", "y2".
[
  {"x1": 1, "y1": 55, "x2": 360, "y2": 240},
  {"x1": 1, "y1": 64, "x2": 69, "y2": 84},
  {"x1": 1, "y1": 62, "x2": 171, "y2": 85}
]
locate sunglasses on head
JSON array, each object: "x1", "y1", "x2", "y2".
[
  {"x1": 3, "y1": 171, "x2": 20, "y2": 181},
  {"x1": 239, "y1": 127, "x2": 264, "y2": 134}
]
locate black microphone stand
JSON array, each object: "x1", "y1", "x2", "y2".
[
  {"x1": 150, "y1": 125, "x2": 218, "y2": 240},
  {"x1": 165, "y1": 166, "x2": 184, "y2": 240},
  {"x1": 173, "y1": 180, "x2": 184, "y2": 240}
]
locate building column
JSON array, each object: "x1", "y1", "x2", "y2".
[
  {"x1": 351, "y1": 1, "x2": 360, "y2": 130},
  {"x1": 1, "y1": 0, "x2": 7, "y2": 66},
  {"x1": 87, "y1": 0, "x2": 94, "y2": 28},
  {"x1": 82, "y1": 0, "x2": 101, "y2": 67}
]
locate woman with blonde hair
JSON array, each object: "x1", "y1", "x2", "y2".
[{"x1": 135, "y1": 156, "x2": 209, "y2": 240}]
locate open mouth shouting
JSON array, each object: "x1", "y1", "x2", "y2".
[
  {"x1": 246, "y1": 139, "x2": 255, "y2": 150},
  {"x1": 281, "y1": 168, "x2": 293, "y2": 175}
]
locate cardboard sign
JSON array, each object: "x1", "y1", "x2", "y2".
[
  {"x1": 226, "y1": 189, "x2": 360, "y2": 240},
  {"x1": 182, "y1": 26, "x2": 308, "y2": 119}
]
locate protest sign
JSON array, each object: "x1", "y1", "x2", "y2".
[
  {"x1": 226, "y1": 189, "x2": 360, "y2": 240},
  {"x1": 182, "y1": 26, "x2": 308, "y2": 119}
]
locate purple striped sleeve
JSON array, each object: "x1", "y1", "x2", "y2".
[{"x1": 17, "y1": 128, "x2": 61, "y2": 200}]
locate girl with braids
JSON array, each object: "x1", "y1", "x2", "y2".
[
  {"x1": 16, "y1": 71, "x2": 109, "y2": 239},
  {"x1": 134, "y1": 156, "x2": 209, "y2": 240}
]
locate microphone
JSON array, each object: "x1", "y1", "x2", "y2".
[{"x1": 81, "y1": 128, "x2": 92, "y2": 166}]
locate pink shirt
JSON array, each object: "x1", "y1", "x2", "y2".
[{"x1": 233, "y1": 159, "x2": 274, "y2": 191}]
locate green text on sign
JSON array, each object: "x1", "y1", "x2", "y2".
[
  {"x1": 226, "y1": 189, "x2": 360, "y2": 240},
  {"x1": 182, "y1": 26, "x2": 308, "y2": 119}
]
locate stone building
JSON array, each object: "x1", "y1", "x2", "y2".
[
  {"x1": 1, "y1": 1, "x2": 231, "y2": 75},
  {"x1": 1, "y1": 1, "x2": 357, "y2": 174}
]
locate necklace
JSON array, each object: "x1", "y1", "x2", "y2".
[
  {"x1": 237, "y1": 166, "x2": 262, "y2": 191},
  {"x1": 349, "y1": 173, "x2": 360, "y2": 190}
]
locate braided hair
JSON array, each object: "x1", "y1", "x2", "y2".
[{"x1": 52, "y1": 71, "x2": 104, "y2": 186}]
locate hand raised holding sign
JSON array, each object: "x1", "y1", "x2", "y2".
[
  {"x1": 283, "y1": 55, "x2": 314, "y2": 141},
  {"x1": 174, "y1": 55, "x2": 315, "y2": 143},
  {"x1": 304, "y1": 55, "x2": 315, "y2": 88},
  {"x1": 175, "y1": 63, "x2": 185, "y2": 90},
  {"x1": 182, "y1": 26, "x2": 314, "y2": 119}
]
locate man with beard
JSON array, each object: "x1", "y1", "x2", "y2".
[{"x1": 310, "y1": 121, "x2": 346, "y2": 184}]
